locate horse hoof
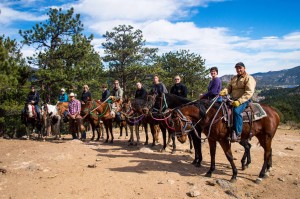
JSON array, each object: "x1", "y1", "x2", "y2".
[
  {"x1": 194, "y1": 163, "x2": 201, "y2": 168},
  {"x1": 229, "y1": 178, "x2": 237, "y2": 183},
  {"x1": 118, "y1": 136, "x2": 121, "y2": 139},
  {"x1": 128, "y1": 142, "x2": 134, "y2": 146},
  {"x1": 255, "y1": 178, "x2": 263, "y2": 184},
  {"x1": 205, "y1": 172, "x2": 212, "y2": 178},
  {"x1": 171, "y1": 150, "x2": 176, "y2": 154},
  {"x1": 110, "y1": 140, "x2": 114, "y2": 144},
  {"x1": 91, "y1": 137, "x2": 94, "y2": 141},
  {"x1": 264, "y1": 172, "x2": 270, "y2": 178},
  {"x1": 159, "y1": 149, "x2": 166, "y2": 153},
  {"x1": 144, "y1": 142, "x2": 148, "y2": 145},
  {"x1": 105, "y1": 140, "x2": 108, "y2": 143}
]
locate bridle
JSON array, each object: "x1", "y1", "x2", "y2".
[{"x1": 172, "y1": 96, "x2": 221, "y2": 140}]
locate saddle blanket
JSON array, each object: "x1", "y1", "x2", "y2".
[{"x1": 243, "y1": 103, "x2": 267, "y2": 122}]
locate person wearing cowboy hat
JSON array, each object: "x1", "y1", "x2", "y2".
[
  {"x1": 67, "y1": 92, "x2": 84, "y2": 139},
  {"x1": 219, "y1": 62, "x2": 256, "y2": 142},
  {"x1": 58, "y1": 88, "x2": 68, "y2": 103}
]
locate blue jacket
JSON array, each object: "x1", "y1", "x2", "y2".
[{"x1": 58, "y1": 93, "x2": 69, "y2": 102}]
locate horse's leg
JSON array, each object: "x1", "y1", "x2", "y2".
[
  {"x1": 125, "y1": 123, "x2": 128, "y2": 138},
  {"x1": 205, "y1": 139, "x2": 217, "y2": 177},
  {"x1": 219, "y1": 140, "x2": 238, "y2": 182},
  {"x1": 188, "y1": 133, "x2": 193, "y2": 153},
  {"x1": 160, "y1": 124, "x2": 167, "y2": 152},
  {"x1": 109, "y1": 121, "x2": 114, "y2": 144},
  {"x1": 256, "y1": 136, "x2": 272, "y2": 183},
  {"x1": 190, "y1": 129, "x2": 202, "y2": 167},
  {"x1": 240, "y1": 139, "x2": 251, "y2": 170},
  {"x1": 128, "y1": 125, "x2": 134, "y2": 145},
  {"x1": 170, "y1": 130, "x2": 176, "y2": 154},
  {"x1": 150, "y1": 124, "x2": 156, "y2": 146},
  {"x1": 135, "y1": 124, "x2": 140, "y2": 146},
  {"x1": 143, "y1": 123, "x2": 148, "y2": 145},
  {"x1": 267, "y1": 147, "x2": 272, "y2": 171},
  {"x1": 104, "y1": 121, "x2": 109, "y2": 143}
]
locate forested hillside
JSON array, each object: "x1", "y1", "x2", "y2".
[{"x1": 259, "y1": 86, "x2": 300, "y2": 124}]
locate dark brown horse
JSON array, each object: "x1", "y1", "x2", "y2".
[
  {"x1": 81, "y1": 99, "x2": 122, "y2": 143},
  {"x1": 171, "y1": 98, "x2": 280, "y2": 183},
  {"x1": 146, "y1": 93, "x2": 196, "y2": 155},
  {"x1": 81, "y1": 100, "x2": 105, "y2": 141}
]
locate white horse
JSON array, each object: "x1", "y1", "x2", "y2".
[{"x1": 41, "y1": 104, "x2": 61, "y2": 139}]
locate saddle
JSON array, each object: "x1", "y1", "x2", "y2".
[{"x1": 221, "y1": 102, "x2": 267, "y2": 140}]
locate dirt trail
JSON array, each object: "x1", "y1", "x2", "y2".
[{"x1": 0, "y1": 127, "x2": 299, "y2": 199}]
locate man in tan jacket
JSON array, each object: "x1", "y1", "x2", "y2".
[{"x1": 219, "y1": 62, "x2": 256, "y2": 142}]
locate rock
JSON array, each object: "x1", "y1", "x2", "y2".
[
  {"x1": 88, "y1": 164, "x2": 97, "y2": 168},
  {"x1": 216, "y1": 179, "x2": 232, "y2": 189},
  {"x1": 293, "y1": 181, "x2": 298, "y2": 185},
  {"x1": 278, "y1": 177, "x2": 285, "y2": 182},
  {"x1": 96, "y1": 158, "x2": 102, "y2": 162},
  {"x1": 139, "y1": 147, "x2": 154, "y2": 153},
  {"x1": 188, "y1": 190, "x2": 200, "y2": 197},
  {"x1": 224, "y1": 190, "x2": 238, "y2": 198},
  {"x1": 158, "y1": 181, "x2": 164, "y2": 184},
  {"x1": 0, "y1": 168, "x2": 7, "y2": 174},
  {"x1": 285, "y1": 147, "x2": 294, "y2": 151},
  {"x1": 205, "y1": 181, "x2": 215, "y2": 186},
  {"x1": 245, "y1": 192, "x2": 251, "y2": 197},
  {"x1": 167, "y1": 179, "x2": 175, "y2": 185}
]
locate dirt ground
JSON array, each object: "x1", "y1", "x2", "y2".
[{"x1": 0, "y1": 126, "x2": 299, "y2": 199}]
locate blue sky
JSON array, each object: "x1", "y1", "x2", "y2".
[{"x1": 1, "y1": 0, "x2": 300, "y2": 76}]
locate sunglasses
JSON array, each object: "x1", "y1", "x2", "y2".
[{"x1": 174, "y1": 79, "x2": 180, "y2": 80}]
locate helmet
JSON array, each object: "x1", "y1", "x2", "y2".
[
  {"x1": 69, "y1": 92, "x2": 75, "y2": 97},
  {"x1": 61, "y1": 88, "x2": 65, "y2": 92}
]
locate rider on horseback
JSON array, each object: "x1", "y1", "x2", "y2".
[
  {"x1": 135, "y1": 82, "x2": 147, "y2": 100},
  {"x1": 26, "y1": 85, "x2": 41, "y2": 122},
  {"x1": 150, "y1": 74, "x2": 168, "y2": 95},
  {"x1": 201, "y1": 67, "x2": 222, "y2": 100},
  {"x1": 170, "y1": 75, "x2": 188, "y2": 98},
  {"x1": 58, "y1": 88, "x2": 68, "y2": 102},
  {"x1": 111, "y1": 80, "x2": 123, "y2": 122},
  {"x1": 219, "y1": 62, "x2": 256, "y2": 142}
]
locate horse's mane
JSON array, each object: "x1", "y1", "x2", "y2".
[{"x1": 165, "y1": 93, "x2": 191, "y2": 104}]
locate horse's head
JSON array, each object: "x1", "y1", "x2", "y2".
[{"x1": 56, "y1": 102, "x2": 68, "y2": 116}]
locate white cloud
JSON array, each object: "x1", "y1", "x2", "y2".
[{"x1": 0, "y1": 3, "x2": 47, "y2": 25}]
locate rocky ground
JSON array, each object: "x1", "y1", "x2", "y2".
[{"x1": 0, "y1": 126, "x2": 299, "y2": 199}]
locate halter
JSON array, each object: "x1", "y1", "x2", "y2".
[
  {"x1": 172, "y1": 96, "x2": 221, "y2": 140},
  {"x1": 120, "y1": 100, "x2": 145, "y2": 124}
]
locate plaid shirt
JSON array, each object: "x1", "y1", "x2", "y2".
[{"x1": 68, "y1": 99, "x2": 81, "y2": 115}]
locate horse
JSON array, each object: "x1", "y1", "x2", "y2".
[
  {"x1": 120, "y1": 98, "x2": 150, "y2": 146},
  {"x1": 41, "y1": 104, "x2": 61, "y2": 139},
  {"x1": 81, "y1": 100, "x2": 105, "y2": 141},
  {"x1": 171, "y1": 97, "x2": 280, "y2": 183},
  {"x1": 145, "y1": 93, "x2": 196, "y2": 154},
  {"x1": 21, "y1": 103, "x2": 42, "y2": 140},
  {"x1": 81, "y1": 99, "x2": 122, "y2": 143}
]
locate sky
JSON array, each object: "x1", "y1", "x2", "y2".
[{"x1": 1, "y1": 0, "x2": 300, "y2": 76}]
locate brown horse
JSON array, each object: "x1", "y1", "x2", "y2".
[
  {"x1": 171, "y1": 98, "x2": 280, "y2": 183},
  {"x1": 81, "y1": 99, "x2": 122, "y2": 143},
  {"x1": 81, "y1": 100, "x2": 105, "y2": 141}
]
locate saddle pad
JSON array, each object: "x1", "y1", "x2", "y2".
[
  {"x1": 27, "y1": 104, "x2": 35, "y2": 118},
  {"x1": 243, "y1": 103, "x2": 267, "y2": 122}
]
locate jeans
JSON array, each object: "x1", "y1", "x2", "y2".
[
  {"x1": 233, "y1": 100, "x2": 250, "y2": 136},
  {"x1": 34, "y1": 105, "x2": 40, "y2": 121}
]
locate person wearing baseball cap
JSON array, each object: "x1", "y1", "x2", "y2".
[
  {"x1": 219, "y1": 62, "x2": 256, "y2": 142},
  {"x1": 58, "y1": 88, "x2": 68, "y2": 103}
]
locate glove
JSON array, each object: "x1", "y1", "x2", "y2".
[
  {"x1": 110, "y1": 96, "x2": 116, "y2": 101},
  {"x1": 219, "y1": 90, "x2": 227, "y2": 96},
  {"x1": 232, "y1": 101, "x2": 240, "y2": 107}
]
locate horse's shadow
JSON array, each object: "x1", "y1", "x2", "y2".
[{"x1": 89, "y1": 140, "x2": 234, "y2": 178}]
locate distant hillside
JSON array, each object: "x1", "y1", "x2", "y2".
[
  {"x1": 259, "y1": 86, "x2": 300, "y2": 124},
  {"x1": 221, "y1": 66, "x2": 300, "y2": 88}
]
